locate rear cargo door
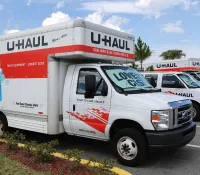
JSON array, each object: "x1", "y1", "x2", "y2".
[{"x1": 68, "y1": 66, "x2": 111, "y2": 139}]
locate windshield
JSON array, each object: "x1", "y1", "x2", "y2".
[
  {"x1": 189, "y1": 73, "x2": 200, "y2": 81},
  {"x1": 177, "y1": 74, "x2": 200, "y2": 88},
  {"x1": 101, "y1": 66, "x2": 158, "y2": 94}
]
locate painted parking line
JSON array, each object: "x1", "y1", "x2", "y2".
[
  {"x1": 187, "y1": 144, "x2": 200, "y2": 148},
  {"x1": 197, "y1": 126, "x2": 200, "y2": 128}
]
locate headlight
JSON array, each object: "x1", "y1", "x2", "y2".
[{"x1": 151, "y1": 110, "x2": 170, "y2": 130}]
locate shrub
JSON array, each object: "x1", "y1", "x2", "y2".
[
  {"x1": 87, "y1": 157, "x2": 117, "y2": 175},
  {"x1": 24, "y1": 140, "x2": 37, "y2": 157},
  {"x1": 63, "y1": 149, "x2": 83, "y2": 172},
  {"x1": 33, "y1": 140, "x2": 59, "y2": 163},
  {"x1": 4, "y1": 131, "x2": 25, "y2": 152},
  {"x1": 87, "y1": 157, "x2": 99, "y2": 174},
  {"x1": 99, "y1": 158, "x2": 117, "y2": 175}
]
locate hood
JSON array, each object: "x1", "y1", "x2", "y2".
[{"x1": 111, "y1": 91, "x2": 188, "y2": 110}]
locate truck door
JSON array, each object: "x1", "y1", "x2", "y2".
[
  {"x1": 161, "y1": 74, "x2": 185, "y2": 96},
  {"x1": 68, "y1": 66, "x2": 111, "y2": 139}
]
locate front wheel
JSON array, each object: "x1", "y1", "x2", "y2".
[
  {"x1": 112, "y1": 128, "x2": 147, "y2": 166},
  {"x1": 192, "y1": 103, "x2": 200, "y2": 122}
]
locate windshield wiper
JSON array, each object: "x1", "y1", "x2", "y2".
[{"x1": 123, "y1": 88, "x2": 161, "y2": 94}]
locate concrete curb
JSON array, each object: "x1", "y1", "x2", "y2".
[{"x1": 0, "y1": 139, "x2": 132, "y2": 175}]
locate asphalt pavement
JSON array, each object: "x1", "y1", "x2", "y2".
[{"x1": 11, "y1": 122, "x2": 200, "y2": 175}]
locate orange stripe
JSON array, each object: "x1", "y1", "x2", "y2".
[
  {"x1": 0, "y1": 45, "x2": 135, "y2": 79},
  {"x1": 0, "y1": 45, "x2": 135, "y2": 59}
]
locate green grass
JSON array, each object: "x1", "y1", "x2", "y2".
[{"x1": 0, "y1": 153, "x2": 51, "y2": 175}]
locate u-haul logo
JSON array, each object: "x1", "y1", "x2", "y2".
[
  {"x1": 7, "y1": 36, "x2": 48, "y2": 52},
  {"x1": 91, "y1": 32, "x2": 130, "y2": 51},
  {"x1": 166, "y1": 91, "x2": 194, "y2": 97},
  {"x1": 192, "y1": 62, "x2": 200, "y2": 66},
  {"x1": 157, "y1": 63, "x2": 177, "y2": 68}
]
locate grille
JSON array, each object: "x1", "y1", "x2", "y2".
[
  {"x1": 171, "y1": 104, "x2": 192, "y2": 128},
  {"x1": 177, "y1": 105, "x2": 192, "y2": 125},
  {"x1": 169, "y1": 100, "x2": 192, "y2": 129}
]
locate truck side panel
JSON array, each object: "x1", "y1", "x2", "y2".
[{"x1": 1, "y1": 78, "x2": 48, "y2": 133}]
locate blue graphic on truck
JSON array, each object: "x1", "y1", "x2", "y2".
[{"x1": 0, "y1": 68, "x2": 5, "y2": 102}]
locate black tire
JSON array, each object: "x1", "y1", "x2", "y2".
[
  {"x1": 192, "y1": 103, "x2": 200, "y2": 122},
  {"x1": 0, "y1": 114, "x2": 8, "y2": 136},
  {"x1": 111, "y1": 128, "x2": 147, "y2": 167}
]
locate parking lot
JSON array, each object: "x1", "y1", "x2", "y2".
[{"x1": 16, "y1": 122, "x2": 200, "y2": 175}]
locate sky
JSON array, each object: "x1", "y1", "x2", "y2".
[{"x1": 0, "y1": 0, "x2": 200, "y2": 63}]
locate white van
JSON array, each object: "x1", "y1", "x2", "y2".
[
  {"x1": 0, "y1": 19, "x2": 196, "y2": 166},
  {"x1": 142, "y1": 72, "x2": 200, "y2": 121}
]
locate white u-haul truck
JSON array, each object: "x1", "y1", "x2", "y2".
[
  {"x1": 0, "y1": 19, "x2": 196, "y2": 166},
  {"x1": 140, "y1": 59, "x2": 200, "y2": 121},
  {"x1": 142, "y1": 71, "x2": 200, "y2": 121}
]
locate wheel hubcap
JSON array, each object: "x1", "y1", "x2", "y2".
[
  {"x1": 0, "y1": 120, "x2": 4, "y2": 136},
  {"x1": 192, "y1": 107, "x2": 197, "y2": 119},
  {"x1": 117, "y1": 136, "x2": 138, "y2": 160}
]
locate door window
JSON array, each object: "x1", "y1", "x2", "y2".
[
  {"x1": 144, "y1": 74, "x2": 158, "y2": 87},
  {"x1": 77, "y1": 68, "x2": 106, "y2": 95},
  {"x1": 162, "y1": 74, "x2": 185, "y2": 88}
]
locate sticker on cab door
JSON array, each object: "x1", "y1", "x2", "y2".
[{"x1": 66, "y1": 108, "x2": 109, "y2": 133}]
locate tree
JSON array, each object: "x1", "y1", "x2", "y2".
[
  {"x1": 131, "y1": 63, "x2": 139, "y2": 70},
  {"x1": 135, "y1": 37, "x2": 152, "y2": 71},
  {"x1": 160, "y1": 49, "x2": 186, "y2": 60},
  {"x1": 146, "y1": 65, "x2": 154, "y2": 71}
]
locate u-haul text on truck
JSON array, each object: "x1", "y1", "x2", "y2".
[{"x1": 0, "y1": 20, "x2": 196, "y2": 166}]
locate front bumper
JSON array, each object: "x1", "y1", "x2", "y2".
[{"x1": 146, "y1": 121, "x2": 196, "y2": 148}]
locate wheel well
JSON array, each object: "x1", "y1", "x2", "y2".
[
  {"x1": 191, "y1": 100, "x2": 200, "y2": 111},
  {"x1": 191, "y1": 100, "x2": 200, "y2": 107},
  {"x1": 0, "y1": 111, "x2": 7, "y2": 121},
  {"x1": 109, "y1": 119, "x2": 145, "y2": 140}
]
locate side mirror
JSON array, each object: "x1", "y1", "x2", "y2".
[
  {"x1": 101, "y1": 81, "x2": 108, "y2": 96},
  {"x1": 85, "y1": 75, "x2": 96, "y2": 99}
]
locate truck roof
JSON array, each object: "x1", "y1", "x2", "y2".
[
  {"x1": 0, "y1": 19, "x2": 135, "y2": 64},
  {"x1": 0, "y1": 19, "x2": 134, "y2": 41}
]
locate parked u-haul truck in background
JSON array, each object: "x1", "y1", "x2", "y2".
[
  {"x1": 142, "y1": 71, "x2": 200, "y2": 121},
  {"x1": 139, "y1": 58, "x2": 200, "y2": 121},
  {"x1": 0, "y1": 19, "x2": 196, "y2": 166}
]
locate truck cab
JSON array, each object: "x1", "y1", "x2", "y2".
[
  {"x1": 63, "y1": 64, "x2": 196, "y2": 166},
  {"x1": 142, "y1": 71, "x2": 200, "y2": 121}
]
